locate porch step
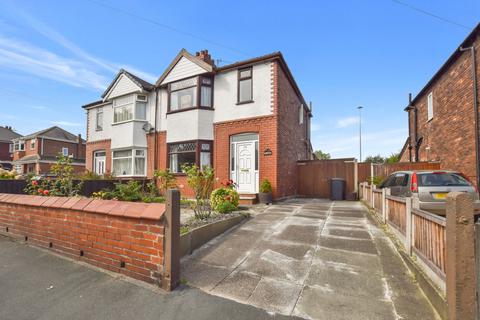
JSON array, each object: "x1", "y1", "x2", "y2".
[{"x1": 238, "y1": 193, "x2": 258, "y2": 205}]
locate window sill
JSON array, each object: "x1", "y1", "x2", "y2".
[
  {"x1": 171, "y1": 172, "x2": 186, "y2": 176},
  {"x1": 236, "y1": 100, "x2": 254, "y2": 105},
  {"x1": 111, "y1": 119, "x2": 148, "y2": 126},
  {"x1": 95, "y1": 128, "x2": 103, "y2": 132},
  {"x1": 167, "y1": 107, "x2": 214, "y2": 115}
]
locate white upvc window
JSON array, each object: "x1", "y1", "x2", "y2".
[
  {"x1": 96, "y1": 108, "x2": 103, "y2": 131},
  {"x1": 113, "y1": 94, "x2": 147, "y2": 123},
  {"x1": 30, "y1": 139, "x2": 35, "y2": 150},
  {"x1": 112, "y1": 148, "x2": 146, "y2": 176},
  {"x1": 299, "y1": 104, "x2": 304, "y2": 125},
  {"x1": 9, "y1": 143, "x2": 13, "y2": 153},
  {"x1": 14, "y1": 141, "x2": 25, "y2": 151},
  {"x1": 427, "y1": 92, "x2": 434, "y2": 121},
  {"x1": 62, "y1": 147, "x2": 69, "y2": 156}
]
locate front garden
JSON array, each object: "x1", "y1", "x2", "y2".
[{"x1": 4, "y1": 154, "x2": 261, "y2": 233}]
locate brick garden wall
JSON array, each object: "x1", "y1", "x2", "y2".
[
  {"x1": 0, "y1": 194, "x2": 166, "y2": 284},
  {"x1": 407, "y1": 33, "x2": 480, "y2": 185}
]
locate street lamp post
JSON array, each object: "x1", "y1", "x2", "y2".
[{"x1": 357, "y1": 106, "x2": 363, "y2": 162}]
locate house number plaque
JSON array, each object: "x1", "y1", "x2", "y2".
[{"x1": 263, "y1": 148, "x2": 272, "y2": 156}]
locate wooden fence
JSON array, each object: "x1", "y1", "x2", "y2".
[
  {"x1": 359, "y1": 182, "x2": 446, "y2": 292},
  {"x1": 412, "y1": 208, "x2": 446, "y2": 280},
  {"x1": 386, "y1": 195, "x2": 407, "y2": 236},
  {"x1": 297, "y1": 159, "x2": 356, "y2": 199}
]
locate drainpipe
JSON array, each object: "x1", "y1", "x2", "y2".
[
  {"x1": 460, "y1": 45, "x2": 480, "y2": 188},
  {"x1": 404, "y1": 93, "x2": 418, "y2": 162},
  {"x1": 153, "y1": 87, "x2": 159, "y2": 173}
]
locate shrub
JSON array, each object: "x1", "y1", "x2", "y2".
[
  {"x1": 0, "y1": 168, "x2": 18, "y2": 180},
  {"x1": 50, "y1": 154, "x2": 83, "y2": 196},
  {"x1": 260, "y1": 179, "x2": 272, "y2": 193},
  {"x1": 181, "y1": 164, "x2": 214, "y2": 220},
  {"x1": 141, "y1": 195, "x2": 165, "y2": 203},
  {"x1": 112, "y1": 181, "x2": 143, "y2": 201},
  {"x1": 154, "y1": 169, "x2": 177, "y2": 194},
  {"x1": 215, "y1": 201, "x2": 237, "y2": 214},
  {"x1": 210, "y1": 187, "x2": 239, "y2": 213}
]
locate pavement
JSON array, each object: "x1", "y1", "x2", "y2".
[
  {"x1": 0, "y1": 236, "x2": 298, "y2": 320},
  {"x1": 181, "y1": 199, "x2": 439, "y2": 320}
]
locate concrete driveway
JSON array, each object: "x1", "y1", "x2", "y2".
[{"x1": 181, "y1": 199, "x2": 438, "y2": 320}]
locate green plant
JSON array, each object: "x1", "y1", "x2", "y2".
[
  {"x1": 112, "y1": 181, "x2": 143, "y2": 201},
  {"x1": 180, "y1": 226, "x2": 190, "y2": 235},
  {"x1": 215, "y1": 201, "x2": 237, "y2": 214},
  {"x1": 210, "y1": 187, "x2": 239, "y2": 213},
  {"x1": 154, "y1": 169, "x2": 177, "y2": 194},
  {"x1": 314, "y1": 150, "x2": 331, "y2": 160},
  {"x1": 181, "y1": 164, "x2": 215, "y2": 220},
  {"x1": 50, "y1": 154, "x2": 83, "y2": 196},
  {"x1": 260, "y1": 179, "x2": 272, "y2": 193},
  {"x1": 368, "y1": 176, "x2": 385, "y2": 186},
  {"x1": 24, "y1": 177, "x2": 53, "y2": 196},
  {"x1": 145, "y1": 180, "x2": 159, "y2": 196},
  {"x1": 141, "y1": 195, "x2": 165, "y2": 203}
]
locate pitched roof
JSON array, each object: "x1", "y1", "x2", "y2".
[
  {"x1": 101, "y1": 69, "x2": 154, "y2": 99},
  {"x1": 156, "y1": 49, "x2": 214, "y2": 86},
  {"x1": 0, "y1": 126, "x2": 22, "y2": 142},
  {"x1": 16, "y1": 126, "x2": 84, "y2": 143},
  {"x1": 407, "y1": 23, "x2": 480, "y2": 108}
]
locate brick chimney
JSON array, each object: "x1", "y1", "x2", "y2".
[{"x1": 195, "y1": 50, "x2": 215, "y2": 67}]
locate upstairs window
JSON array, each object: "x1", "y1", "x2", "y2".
[
  {"x1": 62, "y1": 147, "x2": 69, "y2": 156},
  {"x1": 299, "y1": 104, "x2": 304, "y2": 125},
  {"x1": 113, "y1": 94, "x2": 147, "y2": 123},
  {"x1": 238, "y1": 67, "x2": 253, "y2": 103},
  {"x1": 14, "y1": 141, "x2": 25, "y2": 151},
  {"x1": 168, "y1": 76, "x2": 213, "y2": 112},
  {"x1": 96, "y1": 108, "x2": 103, "y2": 131},
  {"x1": 9, "y1": 143, "x2": 13, "y2": 153},
  {"x1": 427, "y1": 92, "x2": 433, "y2": 121},
  {"x1": 30, "y1": 139, "x2": 35, "y2": 150}
]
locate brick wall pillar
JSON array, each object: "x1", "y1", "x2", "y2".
[
  {"x1": 162, "y1": 189, "x2": 180, "y2": 291},
  {"x1": 445, "y1": 192, "x2": 477, "y2": 320}
]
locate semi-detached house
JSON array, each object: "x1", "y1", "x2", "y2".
[{"x1": 82, "y1": 49, "x2": 313, "y2": 199}]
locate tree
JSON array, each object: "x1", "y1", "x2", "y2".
[
  {"x1": 314, "y1": 150, "x2": 331, "y2": 160},
  {"x1": 385, "y1": 152, "x2": 400, "y2": 164},
  {"x1": 364, "y1": 155, "x2": 384, "y2": 164}
]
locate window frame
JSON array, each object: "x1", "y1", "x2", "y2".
[
  {"x1": 62, "y1": 147, "x2": 69, "y2": 156},
  {"x1": 427, "y1": 91, "x2": 433, "y2": 122},
  {"x1": 96, "y1": 108, "x2": 103, "y2": 131},
  {"x1": 167, "y1": 140, "x2": 213, "y2": 174},
  {"x1": 237, "y1": 66, "x2": 253, "y2": 104},
  {"x1": 167, "y1": 75, "x2": 214, "y2": 114},
  {"x1": 112, "y1": 94, "x2": 148, "y2": 124},
  {"x1": 30, "y1": 139, "x2": 35, "y2": 150},
  {"x1": 14, "y1": 141, "x2": 25, "y2": 151},
  {"x1": 299, "y1": 104, "x2": 304, "y2": 125},
  {"x1": 9, "y1": 143, "x2": 13, "y2": 153},
  {"x1": 111, "y1": 148, "x2": 147, "y2": 177}
]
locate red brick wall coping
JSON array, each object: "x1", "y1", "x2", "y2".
[{"x1": 0, "y1": 194, "x2": 165, "y2": 220}]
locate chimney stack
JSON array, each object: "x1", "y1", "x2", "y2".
[{"x1": 195, "y1": 50, "x2": 215, "y2": 67}]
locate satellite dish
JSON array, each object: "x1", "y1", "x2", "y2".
[{"x1": 142, "y1": 123, "x2": 153, "y2": 132}]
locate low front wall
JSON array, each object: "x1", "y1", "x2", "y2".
[{"x1": 0, "y1": 194, "x2": 166, "y2": 284}]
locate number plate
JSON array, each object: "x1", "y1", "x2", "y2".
[{"x1": 432, "y1": 193, "x2": 447, "y2": 200}]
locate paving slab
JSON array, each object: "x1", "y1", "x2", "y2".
[{"x1": 181, "y1": 199, "x2": 438, "y2": 319}]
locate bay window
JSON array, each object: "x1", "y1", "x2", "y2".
[
  {"x1": 113, "y1": 94, "x2": 148, "y2": 123},
  {"x1": 112, "y1": 148, "x2": 146, "y2": 176},
  {"x1": 168, "y1": 76, "x2": 213, "y2": 112},
  {"x1": 168, "y1": 141, "x2": 212, "y2": 173}
]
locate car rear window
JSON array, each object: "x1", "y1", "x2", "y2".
[{"x1": 417, "y1": 173, "x2": 471, "y2": 187}]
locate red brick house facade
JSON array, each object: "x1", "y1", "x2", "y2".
[
  {"x1": 0, "y1": 126, "x2": 22, "y2": 168},
  {"x1": 83, "y1": 49, "x2": 313, "y2": 199},
  {"x1": 11, "y1": 126, "x2": 86, "y2": 175},
  {"x1": 400, "y1": 24, "x2": 480, "y2": 187}
]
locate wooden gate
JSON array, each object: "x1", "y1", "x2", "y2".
[{"x1": 297, "y1": 159, "x2": 356, "y2": 199}]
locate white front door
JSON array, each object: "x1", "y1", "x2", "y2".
[
  {"x1": 94, "y1": 151, "x2": 106, "y2": 175},
  {"x1": 230, "y1": 134, "x2": 259, "y2": 193}
]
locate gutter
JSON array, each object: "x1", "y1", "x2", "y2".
[
  {"x1": 460, "y1": 45, "x2": 480, "y2": 188},
  {"x1": 404, "y1": 93, "x2": 418, "y2": 162},
  {"x1": 153, "y1": 87, "x2": 159, "y2": 173}
]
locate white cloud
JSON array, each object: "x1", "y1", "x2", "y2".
[
  {"x1": 336, "y1": 116, "x2": 360, "y2": 128},
  {"x1": 51, "y1": 121, "x2": 82, "y2": 127},
  {"x1": 0, "y1": 35, "x2": 109, "y2": 90}
]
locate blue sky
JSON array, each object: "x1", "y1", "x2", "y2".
[{"x1": 0, "y1": 0, "x2": 478, "y2": 159}]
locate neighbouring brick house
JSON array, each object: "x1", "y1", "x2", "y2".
[
  {"x1": 0, "y1": 126, "x2": 22, "y2": 168},
  {"x1": 82, "y1": 49, "x2": 313, "y2": 200},
  {"x1": 399, "y1": 23, "x2": 480, "y2": 187},
  {"x1": 11, "y1": 126, "x2": 86, "y2": 175}
]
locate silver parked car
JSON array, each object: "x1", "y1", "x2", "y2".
[{"x1": 378, "y1": 170, "x2": 479, "y2": 212}]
